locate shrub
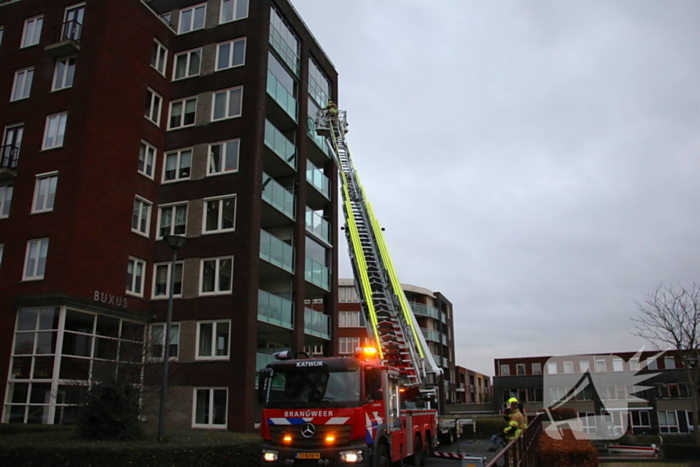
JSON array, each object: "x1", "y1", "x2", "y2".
[
  {"x1": 0, "y1": 424, "x2": 73, "y2": 436},
  {"x1": 76, "y1": 380, "x2": 143, "y2": 441},
  {"x1": 663, "y1": 443, "x2": 700, "y2": 461},
  {"x1": 537, "y1": 429, "x2": 598, "y2": 467}
]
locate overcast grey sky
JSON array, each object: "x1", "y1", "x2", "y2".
[{"x1": 291, "y1": 0, "x2": 700, "y2": 376}]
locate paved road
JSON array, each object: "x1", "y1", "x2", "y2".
[{"x1": 426, "y1": 438, "x2": 496, "y2": 466}]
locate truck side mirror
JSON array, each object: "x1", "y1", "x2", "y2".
[{"x1": 258, "y1": 368, "x2": 272, "y2": 403}]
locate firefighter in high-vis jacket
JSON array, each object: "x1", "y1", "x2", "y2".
[{"x1": 503, "y1": 397, "x2": 527, "y2": 440}]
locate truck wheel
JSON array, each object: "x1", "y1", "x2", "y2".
[
  {"x1": 408, "y1": 436, "x2": 422, "y2": 466},
  {"x1": 425, "y1": 433, "x2": 434, "y2": 459},
  {"x1": 375, "y1": 442, "x2": 390, "y2": 467}
]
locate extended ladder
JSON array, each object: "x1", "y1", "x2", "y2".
[{"x1": 316, "y1": 110, "x2": 440, "y2": 385}]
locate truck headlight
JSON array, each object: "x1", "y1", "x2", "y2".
[
  {"x1": 262, "y1": 449, "x2": 278, "y2": 462},
  {"x1": 340, "y1": 450, "x2": 363, "y2": 463}
]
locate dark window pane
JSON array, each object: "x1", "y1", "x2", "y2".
[
  {"x1": 59, "y1": 356, "x2": 90, "y2": 380},
  {"x1": 213, "y1": 390, "x2": 227, "y2": 424},
  {"x1": 27, "y1": 405, "x2": 48, "y2": 424},
  {"x1": 8, "y1": 382, "x2": 29, "y2": 403},
  {"x1": 35, "y1": 331, "x2": 57, "y2": 354},
  {"x1": 95, "y1": 338, "x2": 118, "y2": 360},
  {"x1": 63, "y1": 332, "x2": 93, "y2": 357},
  {"x1": 8, "y1": 406, "x2": 25, "y2": 423},
  {"x1": 38, "y1": 307, "x2": 59, "y2": 330},
  {"x1": 119, "y1": 341, "x2": 143, "y2": 362},
  {"x1": 30, "y1": 383, "x2": 51, "y2": 403},
  {"x1": 196, "y1": 389, "x2": 209, "y2": 424},
  {"x1": 92, "y1": 360, "x2": 118, "y2": 382},
  {"x1": 54, "y1": 405, "x2": 80, "y2": 425},
  {"x1": 11, "y1": 357, "x2": 32, "y2": 379},
  {"x1": 122, "y1": 322, "x2": 144, "y2": 342},
  {"x1": 65, "y1": 310, "x2": 94, "y2": 333},
  {"x1": 96, "y1": 316, "x2": 120, "y2": 338},
  {"x1": 32, "y1": 356, "x2": 54, "y2": 379},
  {"x1": 13, "y1": 333, "x2": 35, "y2": 355},
  {"x1": 57, "y1": 385, "x2": 87, "y2": 405},
  {"x1": 16, "y1": 309, "x2": 38, "y2": 331}
]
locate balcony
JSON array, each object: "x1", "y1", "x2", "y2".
[
  {"x1": 266, "y1": 70, "x2": 297, "y2": 128},
  {"x1": 306, "y1": 116, "x2": 333, "y2": 166},
  {"x1": 410, "y1": 302, "x2": 441, "y2": 320},
  {"x1": 46, "y1": 20, "x2": 81, "y2": 57},
  {"x1": 421, "y1": 327, "x2": 441, "y2": 343},
  {"x1": 258, "y1": 289, "x2": 294, "y2": 330},
  {"x1": 306, "y1": 162, "x2": 330, "y2": 209},
  {"x1": 305, "y1": 207, "x2": 330, "y2": 245},
  {"x1": 262, "y1": 172, "x2": 295, "y2": 223},
  {"x1": 264, "y1": 120, "x2": 296, "y2": 177},
  {"x1": 260, "y1": 230, "x2": 294, "y2": 274},
  {"x1": 442, "y1": 312, "x2": 447, "y2": 324},
  {"x1": 0, "y1": 145, "x2": 18, "y2": 181},
  {"x1": 269, "y1": 23, "x2": 299, "y2": 76},
  {"x1": 304, "y1": 307, "x2": 330, "y2": 340},
  {"x1": 305, "y1": 256, "x2": 330, "y2": 292}
]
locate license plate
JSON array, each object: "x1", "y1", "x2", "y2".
[{"x1": 295, "y1": 453, "x2": 320, "y2": 459}]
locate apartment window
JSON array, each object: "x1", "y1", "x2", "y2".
[
  {"x1": 23, "y1": 238, "x2": 49, "y2": 280},
  {"x1": 596, "y1": 359, "x2": 607, "y2": 372},
  {"x1": 630, "y1": 358, "x2": 640, "y2": 371},
  {"x1": 168, "y1": 97, "x2": 196, "y2": 129},
  {"x1": 516, "y1": 364, "x2": 526, "y2": 375},
  {"x1": 220, "y1": 0, "x2": 249, "y2": 23},
  {"x1": 563, "y1": 362, "x2": 574, "y2": 374},
  {"x1": 339, "y1": 337, "x2": 360, "y2": 354},
  {"x1": 500, "y1": 364, "x2": 510, "y2": 376},
  {"x1": 21, "y1": 16, "x2": 43, "y2": 48},
  {"x1": 173, "y1": 48, "x2": 201, "y2": 80},
  {"x1": 132, "y1": 197, "x2": 152, "y2": 236},
  {"x1": 32, "y1": 173, "x2": 58, "y2": 213},
  {"x1": 658, "y1": 410, "x2": 679, "y2": 433},
  {"x1": 11, "y1": 68, "x2": 34, "y2": 101},
  {"x1": 153, "y1": 262, "x2": 183, "y2": 298},
  {"x1": 208, "y1": 140, "x2": 239, "y2": 175},
  {"x1": 0, "y1": 184, "x2": 13, "y2": 218},
  {"x1": 63, "y1": 4, "x2": 85, "y2": 42},
  {"x1": 339, "y1": 286, "x2": 360, "y2": 302},
  {"x1": 151, "y1": 323, "x2": 179, "y2": 359},
  {"x1": 531, "y1": 363, "x2": 542, "y2": 375},
  {"x1": 138, "y1": 141, "x2": 156, "y2": 178},
  {"x1": 579, "y1": 413, "x2": 596, "y2": 435},
  {"x1": 196, "y1": 321, "x2": 230, "y2": 358},
  {"x1": 3, "y1": 124, "x2": 24, "y2": 162},
  {"x1": 144, "y1": 88, "x2": 162, "y2": 125},
  {"x1": 339, "y1": 311, "x2": 362, "y2": 328},
  {"x1": 545, "y1": 361, "x2": 557, "y2": 374},
  {"x1": 211, "y1": 87, "x2": 242, "y2": 121},
  {"x1": 613, "y1": 358, "x2": 624, "y2": 371},
  {"x1": 179, "y1": 3, "x2": 206, "y2": 34},
  {"x1": 52, "y1": 57, "x2": 76, "y2": 91},
  {"x1": 193, "y1": 388, "x2": 227, "y2": 428},
  {"x1": 579, "y1": 360, "x2": 590, "y2": 373},
  {"x1": 151, "y1": 40, "x2": 167, "y2": 75},
  {"x1": 203, "y1": 196, "x2": 236, "y2": 233},
  {"x1": 126, "y1": 257, "x2": 145, "y2": 296},
  {"x1": 200, "y1": 257, "x2": 233, "y2": 294},
  {"x1": 42, "y1": 113, "x2": 67, "y2": 149},
  {"x1": 308, "y1": 58, "x2": 331, "y2": 106},
  {"x1": 664, "y1": 356, "x2": 676, "y2": 369},
  {"x1": 216, "y1": 38, "x2": 246, "y2": 70},
  {"x1": 647, "y1": 358, "x2": 658, "y2": 370},
  {"x1": 163, "y1": 149, "x2": 191, "y2": 182},
  {"x1": 158, "y1": 204, "x2": 187, "y2": 238},
  {"x1": 630, "y1": 411, "x2": 651, "y2": 430}
]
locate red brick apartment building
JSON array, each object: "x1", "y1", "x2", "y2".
[
  {"x1": 454, "y1": 366, "x2": 490, "y2": 405},
  {"x1": 323, "y1": 279, "x2": 458, "y2": 411},
  {"x1": 494, "y1": 350, "x2": 697, "y2": 435},
  {"x1": 0, "y1": 0, "x2": 339, "y2": 431}
]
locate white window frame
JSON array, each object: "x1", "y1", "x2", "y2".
[
  {"x1": 173, "y1": 48, "x2": 202, "y2": 80},
  {"x1": 151, "y1": 262, "x2": 184, "y2": 299},
  {"x1": 179, "y1": 3, "x2": 206, "y2": 34},
  {"x1": 339, "y1": 337, "x2": 361, "y2": 355},
  {"x1": 215, "y1": 38, "x2": 246, "y2": 71},
  {"x1": 563, "y1": 361, "x2": 574, "y2": 374},
  {"x1": 531, "y1": 362, "x2": 542, "y2": 375},
  {"x1": 132, "y1": 196, "x2": 152, "y2": 237},
  {"x1": 138, "y1": 140, "x2": 156, "y2": 179},
  {"x1": 579, "y1": 360, "x2": 590, "y2": 373},
  {"x1": 547, "y1": 362, "x2": 558, "y2": 374},
  {"x1": 211, "y1": 87, "x2": 243, "y2": 121},
  {"x1": 145, "y1": 88, "x2": 162, "y2": 125},
  {"x1": 11, "y1": 67, "x2": 34, "y2": 101},
  {"x1": 499, "y1": 364, "x2": 510, "y2": 376},
  {"x1": 220, "y1": 0, "x2": 249, "y2": 23},
  {"x1": 0, "y1": 184, "x2": 13, "y2": 218},
  {"x1": 664, "y1": 356, "x2": 676, "y2": 369},
  {"x1": 516, "y1": 363, "x2": 526, "y2": 375},
  {"x1": 21, "y1": 16, "x2": 43, "y2": 48},
  {"x1": 157, "y1": 203, "x2": 188, "y2": 239},
  {"x1": 31, "y1": 171, "x2": 58, "y2": 214},
  {"x1": 613, "y1": 358, "x2": 624, "y2": 371},
  {"x1": 203, "y1": 195, "x2": 237, "y2": 234},
  {"x1": 150, "y1": 323, "x2": 180, "y2": 359},
  {"x1": 338, "y1": 311, "x2": 362, "y2": 328},
  {"x1": 596, "y1": 359, "x2": 607, "y2": 372},
  {"x1": 199, "y1": 256, "x2": 233, "y2": 295},
  {"x1": 23, "y1": 238, "x2": 49, "y2": 281},
  {"x1": 126, "y1": 256, "x2": 146, "y2": 296},
  {"x1": 151, "y1": 39, "x2": 168, "y2": 76},
  {"x1": 658, "y1": 410, "x2": 679, "y2": 433},
  {"x1": 52, "y1": 56, "x2": 76, "y2": 91},
  {"x1": 168, "y1": 96, "x2": 197, "y2": 130},
  {"x1": 42, "y1": 112, "x2": 68, "y2": 150},
  {"x1": 162, "y1": 148, "x2": 192, "y2": 182},
  {"x1": 195, "y1": 320, "x2": 231, "y2": 359},
  {"x1": 630, "y1": 358, "x2": 640, "y2": 371},
  {"x1": 207, "y1": 139, "x2": 240, "y2": 176},
  {"x1": 192, "y1": 387, "x2": 228, "y2": 428}
]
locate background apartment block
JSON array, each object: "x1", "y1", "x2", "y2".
[
  {"x1": 454, "y1": 365, "x2": 490, "y2": 405},
  {"x1": 0, "y1": 0, "x2": 339, "y2": 431},
  {"x1": 494, "y1": 350, "x2": 697, "y2": 435}
]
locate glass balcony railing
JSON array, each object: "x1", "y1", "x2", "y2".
[
  {"x1": 306, "y1": 162, "x2": 330, "y2": 199},
  {"x1": 260, "y1": 230, "x2": 294, "y2": 273},
  {"x1": 262, "y1": 172, "x2": 295, "y2": 220},
  {"x1": 442, "y1": 312, "x2": 447, "y2": 324},
  {"x1": 410, "y1": 302, "x2": 441, "y2": 320},
  {"x1": 442, "y1": 334, "x2": 448, "y2": 345},
  {"x1": 256, "y1": 352, "x2": 276, "y2": 372},
  {"x1": 267, "y1": 70, "x2": 297, "y2": 122},
  {"x1": 264, "y1": 120, "x2": 296, "y2": 170},
  {"x1": 304, "y1": 307, "x2": 330, "y2": 339},
  {"x1": 258, "y1": 289, "x2": 294, "y2": 329},
  {"x1": 305, "y1": 256, "x2": 330, "y2": 291},
  {"x1": 421, "y1": 327, "x2": 441, "y2": 343},
  {"x1": 305, "y1": 207, "x2": 330, "y2": 244},
  {"x1": 306, "y1": 116, "x2": 333, "y2": 160},
  {"x1": 269, "y1": 23, "x2": 300, "y2": 76}
]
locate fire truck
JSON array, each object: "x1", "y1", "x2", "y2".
[{"x1": 258, "y1": 109, "x2": 442, "y2": 466}]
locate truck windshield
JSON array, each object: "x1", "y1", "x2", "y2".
[{"x1": 267, "y1": 368, "x2": 361, "y2": 408}]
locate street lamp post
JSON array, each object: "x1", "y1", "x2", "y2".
[{"x1": 157, "y1": 235, "x2": 187, "y2": 441}]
